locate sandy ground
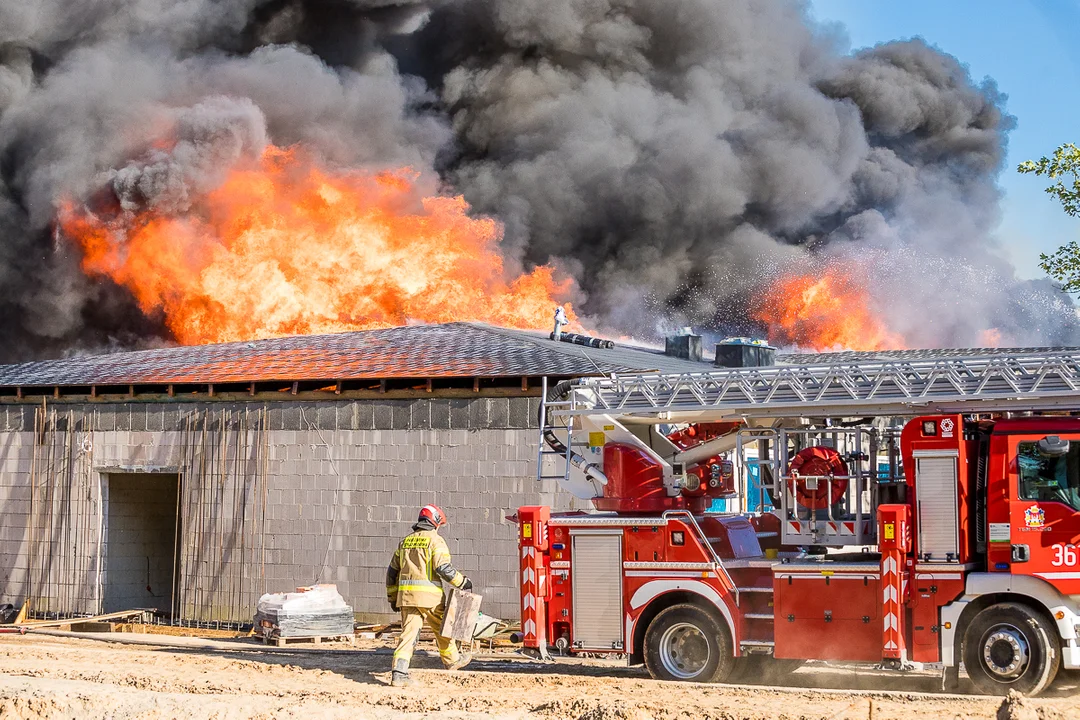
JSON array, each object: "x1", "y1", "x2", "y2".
[{"x1": 0, "y1": 632, "x2": 1077, "y2": 719}]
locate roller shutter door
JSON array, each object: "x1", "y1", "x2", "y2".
[
  {"x1": 916, "y1": 454, "x2": 959, "y2": 561},
  {"x1": 572, "y1": 532, "x2": 624, "y2": 650}
]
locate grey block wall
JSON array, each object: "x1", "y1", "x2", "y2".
[
  {"x1": 0, "y1": 407, "x2": 34, "y2": 608},
  {"x1": 0, "y1": 397, "x2": 586, "y2": 622}
]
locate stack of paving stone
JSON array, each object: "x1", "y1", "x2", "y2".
[{"x1": 255, "y1": 584, "x2": 354, "y2": 638}]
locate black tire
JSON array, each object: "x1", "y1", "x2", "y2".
[
  {"x1": 962, "y1": 602, "x2": 1060, "y2": 696},
  {"x1": 728, "y1": 656, "x2": 805, "y2": 685},
  {"x1": 643, "y1": 603, "x2": 735, "y2": 683}
]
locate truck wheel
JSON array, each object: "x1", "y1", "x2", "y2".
[
  {"x1": 962, "y1": 603, "x2": 1060, "y2": 696},
  {"x1": 644, "y1": 603, "x2": 734, "y2": 683}
]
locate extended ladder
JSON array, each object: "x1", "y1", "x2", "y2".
[{"x1": 555, "y1": 351, "x2": 1080, "y2": 420}]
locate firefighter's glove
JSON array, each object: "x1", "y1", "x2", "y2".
[
  {"x1": 461, "y1": 577, "x2": 473, "y2": 592},
  {"x1": 389, "y1": 600, "x2": 399, "y2": 613}
]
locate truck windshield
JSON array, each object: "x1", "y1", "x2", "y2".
[{"x1": 1017, "y1": 441, "x2": 1080, "y2": 511}]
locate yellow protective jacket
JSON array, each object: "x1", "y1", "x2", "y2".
[{"x1": 386, "y1": 524, "x2": 466, "y2": 609}]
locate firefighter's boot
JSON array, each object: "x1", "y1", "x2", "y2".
[
  {"x1": 446, "y1": 653, "x2": 473, "y2": 671},
  {"x1": 391, "y1": 670, "x2": 413, "y2": 688}
]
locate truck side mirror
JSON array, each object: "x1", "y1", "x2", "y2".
[{"x1": 1037, "y1": 436, "x2": 1070, "y2": 457}]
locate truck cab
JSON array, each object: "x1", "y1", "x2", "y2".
[{"x1": 987, "y1": 418, "x2": 1080, "y2": 594}]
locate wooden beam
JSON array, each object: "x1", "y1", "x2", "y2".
[
  {"x1": 335, "y1": 380, "x2": 342, "y2": 395},
  {"x1": 208, "y1": 383, "x2": 215, "y2": 398},
  {"x1": 426, "y1": 378, "x2": 433, "y2": 393},
  {"x1": 291, "y1": 381, "x2": 298, "y2": 395},
  {"x1": 249, "y1": 382, "x2": 256, "y2": 397},
  {"x1": 127, "y1": 384, "x2": 134, "y2": 398},
  {"x1": 473, "y1": 377, "x2": 480, "y2": 392},
  {"x1": 18, "y1": 609, "x2": 146, "y2": 629},
  {"x1": 379, "y1": 379, "x2": 387, "y2": 394},
  {"x1": 15, "y1": 387, "x2": 21, "y2": 400},
  {"x1": 521, "y1": 376, "x2": 529, "y2": 391},
  {"x1": 91, "y1": 385, "x2": 98, "y2": 399},
  {"x1": 53, "y1": 386, "x2": 60, "y2": 399}
]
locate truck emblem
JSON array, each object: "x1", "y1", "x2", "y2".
[
  {"x1": 1024, "y1": 504, "x2": 1045, "y2": 529},
  {"x1": 939, "y1": 418, "x2": 955, "y2": 437}
]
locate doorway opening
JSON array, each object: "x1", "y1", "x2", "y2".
[{"x1": 103, "y1": 473, "x2": 180, "y2": 614}]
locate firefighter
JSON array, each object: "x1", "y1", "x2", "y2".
[
  {"x1": 552, "y1": 305, "x2": 569, "y2": 340},
  {"x1": 385, "y1": 504, "x2": 474, "y2": 688}
]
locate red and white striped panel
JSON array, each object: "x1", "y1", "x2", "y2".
[
  {"x1": 521, "y1": 545, "x2": 541, "y2": 647},
  {"x1": 881, "y1": 550, "x2": 904, "y2": 660}
]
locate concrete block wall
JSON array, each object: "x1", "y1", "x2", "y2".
[
  {"x1": 0, "y1": 406, "x2": 35, "y2": 605},
  {"x1": 0, "y1": 396, "x2": 586, "y2": 621},
  {"x1": 0, "y1": 406, "x2": 102, "y2": 615},
  {"x1": 264, "y1": 425, "x2": 578, "y2": 618}
]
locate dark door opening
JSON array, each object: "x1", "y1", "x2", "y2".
[{"x1": 103, "y1": 473, "x2": 180, "y2": 614}]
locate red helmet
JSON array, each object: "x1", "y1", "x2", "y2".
[{"x1": 418, "y1": 504, "x2": 447, "y2": 528}]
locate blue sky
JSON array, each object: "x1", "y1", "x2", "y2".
[{"x1": 809, "y1": 0, "x2": 1080, "y2": 280}]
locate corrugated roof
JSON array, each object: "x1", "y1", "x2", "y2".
[{"x1": 0, "y1": 322, "x2": 714, "y2": 388}]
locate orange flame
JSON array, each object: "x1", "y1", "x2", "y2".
[
  {"x1": 752, "y1": 267, "x2": 905, "y2": 351},
  {"x1": 60, "y1": 145, "x2": 579, "y2": 345},
  {"x1": 979, "y1": 328, "x2": 1003, "y2": 348}
]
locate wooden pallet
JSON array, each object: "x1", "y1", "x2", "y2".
[{"x1": 261, "y1": 633, "x2": 355, "y2": 647}]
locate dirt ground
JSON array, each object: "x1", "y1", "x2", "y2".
[{"x1": 0, "y1": 632, "x2": 1077, "y2": 720}]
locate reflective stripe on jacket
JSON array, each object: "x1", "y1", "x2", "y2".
[{"x1": 386, "y1": 528, "x2": 465, "y2": 609}]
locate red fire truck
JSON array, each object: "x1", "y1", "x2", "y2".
[{"x1": 517, "y1": 353, "x2": 1080, "y2": 696}]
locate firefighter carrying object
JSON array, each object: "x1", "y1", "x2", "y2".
[{"x1": 386, "y1": 504, "x2": 474, "y2": 688}]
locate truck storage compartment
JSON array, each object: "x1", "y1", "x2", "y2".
[
  {"x1": 773, "y1": 562, "x2": 881, "y2": 662},
  {"x1": 571, "y1": 531, "x2": 624, "y2": 651}
]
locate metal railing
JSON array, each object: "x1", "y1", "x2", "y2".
[{"x1": 536, "y1": 376, "x2": 575, "y2": 484}]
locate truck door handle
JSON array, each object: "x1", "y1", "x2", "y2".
[{"x1": 1011, "y1": 544, "x2": 1030, "y2": 563}]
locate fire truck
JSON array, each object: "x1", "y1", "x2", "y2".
[{"x1": 516, "y1": 351, "x2": 1080, "y2": 696}]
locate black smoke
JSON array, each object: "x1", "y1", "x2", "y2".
[{"x1": 0, "y1": 0, "x2": 1075, "y2": 361}]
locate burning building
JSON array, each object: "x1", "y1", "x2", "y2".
[
  {"x1": 0, "y1": 323, "x2": 722, "y2": 623},
  {"x1": 2, "y1": 0, "x2": 1080, "y2": 630}
]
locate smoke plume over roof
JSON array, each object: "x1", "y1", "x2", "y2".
[{"x1": 0, "y1": 0, "x2": 1075, "y2": 361}]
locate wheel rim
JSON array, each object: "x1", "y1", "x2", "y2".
[
  {"x1": 659, "y1": 622, "x2": 711, "y2": 680},
  {"x1": 981, "y1": 623, "x2": 1030, "y2": 681}
]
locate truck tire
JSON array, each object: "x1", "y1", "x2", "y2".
[
  {"x1": 643, "y1": 603, "x2": 734, "y2": 683},
  {"x1": 962, "y1": 602, "x2": 1060, "y2": 696}
]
